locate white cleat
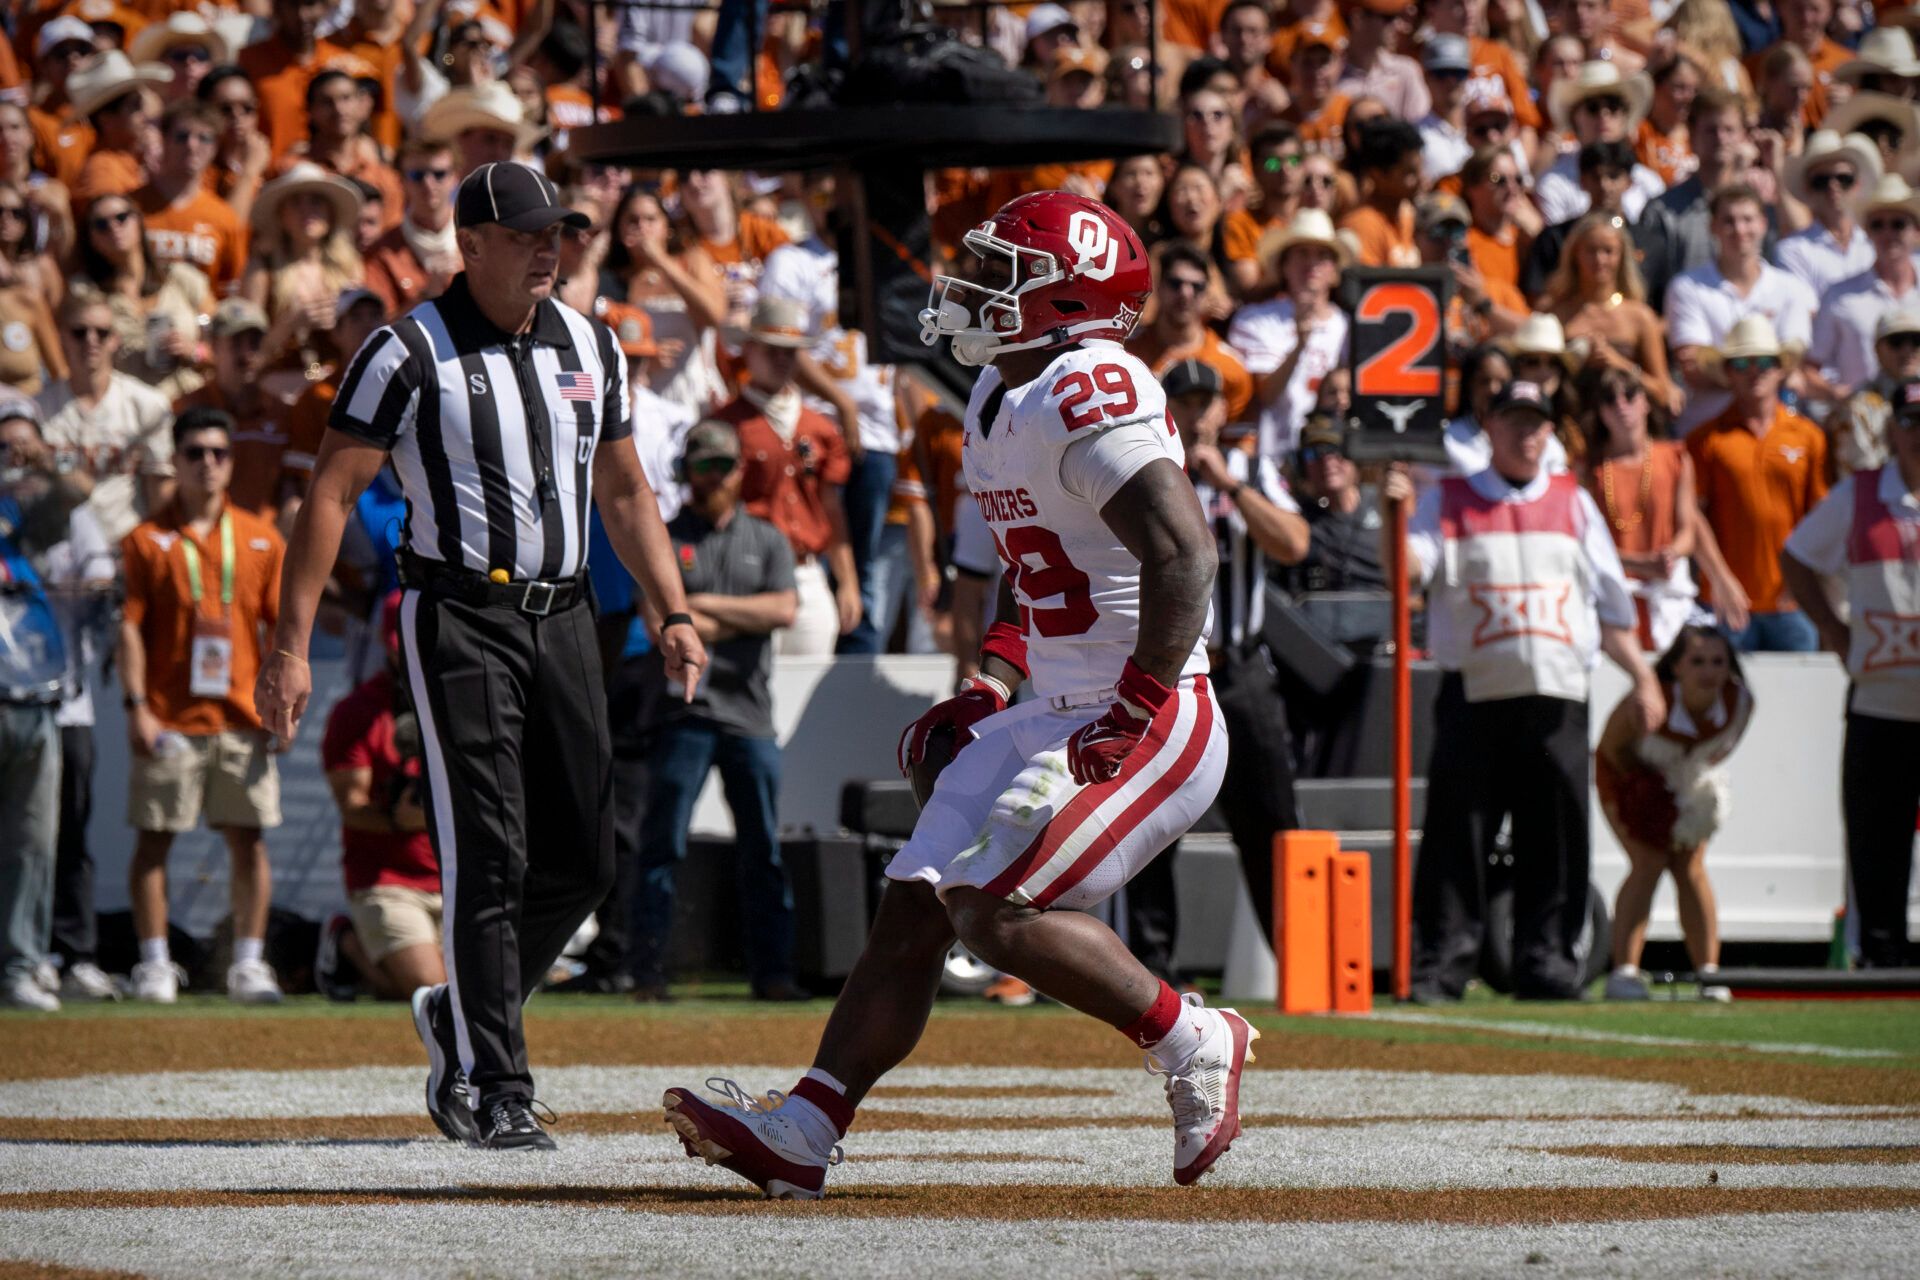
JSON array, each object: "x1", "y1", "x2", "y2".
[
  {"x1": 60, "y1": 961, "x2": 121, "y2": 1001},
  {"x1": 663, "y1": 1079, "x2": 843, "y2": 1200},
  {"x1": 1147, "y1": 992, "x2": 1258, "y2": 1186},
  {"x1": 130, "y1": 960, "x2": 182, "y2": 1003},
  {"x1": 2, "y1": 975, "x2": 60, "y2": 1011},
  {"x1": 226, "y1": 958, "x2": 284, "y2": 1004}
]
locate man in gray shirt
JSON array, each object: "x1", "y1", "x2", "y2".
[{"x1": 632, "y1": 421, "x2": 801, "y2": 1000}]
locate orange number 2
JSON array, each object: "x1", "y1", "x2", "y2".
[{"x1": 1353, "y1": 283, "x2": 1442, "y2": 398}]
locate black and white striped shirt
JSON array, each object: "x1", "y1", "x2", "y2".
[
  {"x1": 1192, "y1": 450, "x2": 1297, "y2": 650},
  {"x1": 330, "y1": 274, "x2": 631, "y2": 581}
]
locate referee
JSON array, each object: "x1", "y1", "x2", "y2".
[{"x1": 256, "y1": 163, "x2": 705, "y2": 1151}]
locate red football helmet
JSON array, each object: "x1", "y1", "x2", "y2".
[{"x1": 919, "y1": 190, "x2": 1152, "y2": 366}]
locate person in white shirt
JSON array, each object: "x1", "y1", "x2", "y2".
[
  {"x1": 1337, "y1": 0, "x2": 1432, "y2": 125},
  {"x1": 1811, "y1": 176, "x2": 1920, "y2": 398},
  {"x1": 35, "y1": 293, "x2": 175, "y2": 543},
  {"x1": 1226, "y1": 209, "x2": 1350, "y2": 464},
  {"x1": 1775, "y1": 130, "x2": 1881, "y2": 303},
  {"x1": 1535, "y1": 61, "x2": 1667, "y2": 226},
  {"x1": 1666, "y1": 184, "x2": 1822, "y2": 435},
  {"x1": 1417, "y1": 35, "x2": 1476, "y2": 184}
]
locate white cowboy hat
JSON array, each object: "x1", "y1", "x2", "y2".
[
  {"x1": 128, "y1": 11, "x2": 230, "y2": 67},
  {"x1": 1860, "y1": 173, "x2": 1920, "y2": 224},
  {"x1": 1876, "y1": 308, "x2": 1920, "y2": 342},
  {"x1": 250, "y1": 161, "x2": 363, "y2": 238},
  {"x1": 65, "y1": 49, "x2": 172, "y2": 121},
  {"x1": 1700, "y1": 315, "x2": 1805, "y2": 371},
  {"x1": 1823, "y1": 90, "x2": 1920, "y2": 177},
  {"x1": 1784, "y1": 130, "x2": 1884, "y2": 204},
  {"x1": 1547, "y1": 61, "x2": 1652, "y2": 136},
  {"x1": 1506, "y1": 312, "x2": 1568, "y2": 357},
  {"x1": 1837, "y1": 26, "x2": 1920, "y2": 85},
  {"x1": 420, "y1": 81, "x2": 545, "y2": 151},
  {"x1": 1267, "y1": 208, "x2": 1351, "y2": 268}
]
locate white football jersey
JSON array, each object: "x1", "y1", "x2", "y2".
[{"x1": 961, "y1": 341, "x2": 1212, "y2": 697}]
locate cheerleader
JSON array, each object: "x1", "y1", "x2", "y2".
[{"x1": 1594, "y1": 622, "x2": 1753, "y2": 1001}]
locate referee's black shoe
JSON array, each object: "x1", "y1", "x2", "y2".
[
  {"x1": 471, "y1": 1095, "x2": 558, "y2": 1151},
  {"x1": 410, "y1": 985, "x2": 476, "y2": 1143}
]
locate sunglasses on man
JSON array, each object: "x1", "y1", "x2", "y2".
[
  {"x1": 180, "y1": 444, "x2": 230, "y2": 464},
  {"x1": 1725, "y1": 356, "x2": 1780, "y2": 372},
  {"x1": 1298, "y1": 443, "x2": 1344, "y2": 465},
  {"x1": 1808, "y1": 171, "x2": 1856, "y2": 192}
]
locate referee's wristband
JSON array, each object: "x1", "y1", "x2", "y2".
[{"x1": 662, "y1": 612, "x2": 695, "y2": 633}]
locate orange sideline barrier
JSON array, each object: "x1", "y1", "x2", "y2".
[
  {"x1": 1330, "y1": 850, "x2": 1373, "y2": 1014},
  {"x1": 1276, "y1": 830, "x2": 1336, "y2": 1013}
]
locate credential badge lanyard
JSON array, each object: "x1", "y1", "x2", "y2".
[{"x1": 183, "y1": 512, "x2": 236, "y2": 698}]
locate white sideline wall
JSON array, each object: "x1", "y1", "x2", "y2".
[{"x1": 84, "y1": 653, "x2": 1911, "y2": 947}]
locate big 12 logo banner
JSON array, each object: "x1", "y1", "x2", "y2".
[{"x1": 1337, "y1": 267, "x2": 1452, "y2": 466}]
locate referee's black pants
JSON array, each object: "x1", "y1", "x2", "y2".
[
  {"x1": 1842, "y1": 710, "x2": 1920, "y2": 968},
  {"x1": 1413, "y1": 675, "x2": 1588, "y2": 1000},
  {"x1": 399, "y1": 589, "x2": 615, "y2": 1105}
]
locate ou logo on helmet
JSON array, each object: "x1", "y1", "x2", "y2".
[{"x1": 1065, "y1": 209, "x2": 1118, "y2": 282}]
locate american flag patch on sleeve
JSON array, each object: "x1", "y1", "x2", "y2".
[{"x1": 555, "y1": 372, "x2": 597, "y2": 401}]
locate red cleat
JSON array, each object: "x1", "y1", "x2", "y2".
[{"x1": 663, "y1": 1079, "x2": 843, "y2": 1200}]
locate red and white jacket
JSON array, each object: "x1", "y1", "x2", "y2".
[{"x1": 1409, "y1": 469, "x2": 1637, "y2": 703}]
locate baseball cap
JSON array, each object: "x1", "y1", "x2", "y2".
[
  {"x1": 682, "y1": 420, "x2": 741, "y2": 467},
  {"x1": 1491, "y1": 380, "x2": 1555, "y2": 420},
  {"x1": 1877, "y1": 309, "x2": 1920, "y2": 342},
  {"x1": 1417, "y1": 192, "x2": 1470, "y2": 234},
  {"x1": 1299, "y1": 413, "x2": 1345, "y2": 453},
  {"x1": 37, "y1": 16, "x2": 96, "y2": 56},
  {"x1": 455, "y1": 161, "x2": 591, "y2": 233},
  {"x1": 1161, "y1": 358, "x2": 1223, "y2": 400},
  {"x1": 1025, "y1": 4, "x2": 1077, "y2": 42},
  {"x1": 1049, "y1": 44, "x2": 1108, "y2": 81},
  {"x1": 208, "y1": 297, "x2": 268, "y2": 338},
  {"x1": 1423, "y1": 34, "x2": 1473, "y2": 75}
]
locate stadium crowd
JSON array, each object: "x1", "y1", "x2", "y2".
[{"x1": 2, "y1": 0, "x2": 1918, "y2": 1012}]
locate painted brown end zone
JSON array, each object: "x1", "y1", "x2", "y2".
[
  {"x1": 3, "y1": 1186, "x2": 1918, "y2": 1226},
  {"x1": 0, "y1": 1263, "x2": 145, "y2": 1280},
  {"x1": 3, "y1": 1012, "x2": 1917, "y2": 1108}
]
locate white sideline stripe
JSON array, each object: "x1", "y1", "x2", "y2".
[
  {"x1": 1364, "y1": 1010, "x2": 1906, "y2": 1060},
  {"x1": 401, "y1": 589, "x2": 476, "y2": 1088}
]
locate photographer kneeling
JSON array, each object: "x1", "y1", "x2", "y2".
[{"x1": 318, "y1": 591, "x2": 444, "y2": 1001}]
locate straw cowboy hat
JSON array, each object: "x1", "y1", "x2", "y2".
[
  {"x1": 65, "y1": 49, "x2": 172, "y2": 121},
  {"x1": 421, "y1": 80, "x2": 545, "y2": 150},
  {"x1": 1860, "y1": 173, "x2": 1920, "y2": 224},
  {"x1": 1547, "y1": 61, "x2": 1652, "y2": 135},
  {"x1": 1837, "y1": 26, "x2": 1920, "y2": 85},
  {"x1": 1784, "y1": 130, "x2": 1884, "y2": 204},
  {"x1": 1701, "y1": 315, "x2": 1804, "y2": 372},
  {"x1": 250, "y1": 161, "x2": 363, "y2": 237},
  {"x1": 128, "y1": 11, "x2": 230, "y2": 67},
  {"x1": 1823, "y1": 91, "x2": 1920, "y2": 177},
  {"x1": 729, "y1": 295, "x2": 813, "y2": 349},
  {"x1": 1506, "y1": 312, "x2": 1570, "y2": 360},
  {"x1": 1267, "y1": 208, "x2": 1351, "y2": 268}
]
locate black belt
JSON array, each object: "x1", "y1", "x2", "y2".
[{"x1": 399, "y1": 550, "x2": 584, "y2": 617}]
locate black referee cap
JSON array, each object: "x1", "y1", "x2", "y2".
[{"x1": 455, "y1": 162, "x2": 590, "y2": 233}]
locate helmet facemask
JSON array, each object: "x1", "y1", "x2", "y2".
[{"x1": 918, "y1": 226, "x2": 1069, "y2": 366}]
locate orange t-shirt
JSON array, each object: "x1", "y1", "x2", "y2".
[
  {"x1": 1686, "y1": 402, "x2": 1829, "y2": 613},
  {"x1": 139, "y1": 185, "x2": 249, "y2": 294},
  {"x1": 1162, "y1": 0, "x2": 1231, "y2": 51},
  {"x1": 1127, "y1": 326, "x2": 1256, "y2": 424},
  {"x1": 719, "y1": 396, "x2": 852, "y2": 559},
  {"x1": 29, "y1": 105, "x2": 92, "y2": 190},
  {"x1": 1635, "y1": 118, "x2": 1696, "y2": 187},
  {"x1": 1467, "y1": 223, "x2": 1529, "y2": 294},
  {"x1": 172, "y1": 384, "x2": 296, "y2": 518},
  {"x1": 338, "y1": 24, "x2": 408, "y2": 153},
  {"x1": 699, "y1": 209, "x2": 790, "y2": 267},
  {"x1": 1284, "y1": 92, "x2": 1351, "y2": 150},
  {"x1": 1471, "y1": 37, "x2": 1541, "y2": 132},
  {"x1": 239, "y1": 37, "x2": 358, "y2": 159},
  {"x1": 1221, "y1": 208, "x2": 1264, "y2": 266},
  {"x1": 284, "y1": 377, "x2": 335, "y2": 499},
  {"x1": 120, "y1": 500, "x2": 284, "y2": 735},
  {"x1": 73, "y1": 149, "x2": 146, "y2": 204},
  {"x1": 1339, "y1": 203, "x2": 1420, "y2": 268}
]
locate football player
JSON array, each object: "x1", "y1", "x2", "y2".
[{"x1": 662, "y1": 192, "x2": 1249, "y2": 1196}]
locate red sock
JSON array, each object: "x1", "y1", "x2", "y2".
[
  {"x1": 1117, "y1": 980, "x2": 1183, "y2": 1049},
  {"x1": 791, "y1": 1076, "x2": 855, "y2": 1137}
]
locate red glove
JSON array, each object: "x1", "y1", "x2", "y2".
[
  {"x1": 897, "y1": 674, "x2": 1009, "y2": 776},
  {"x1": 1066, "y1": 660, "x2": 1174, "y2": 786}
]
